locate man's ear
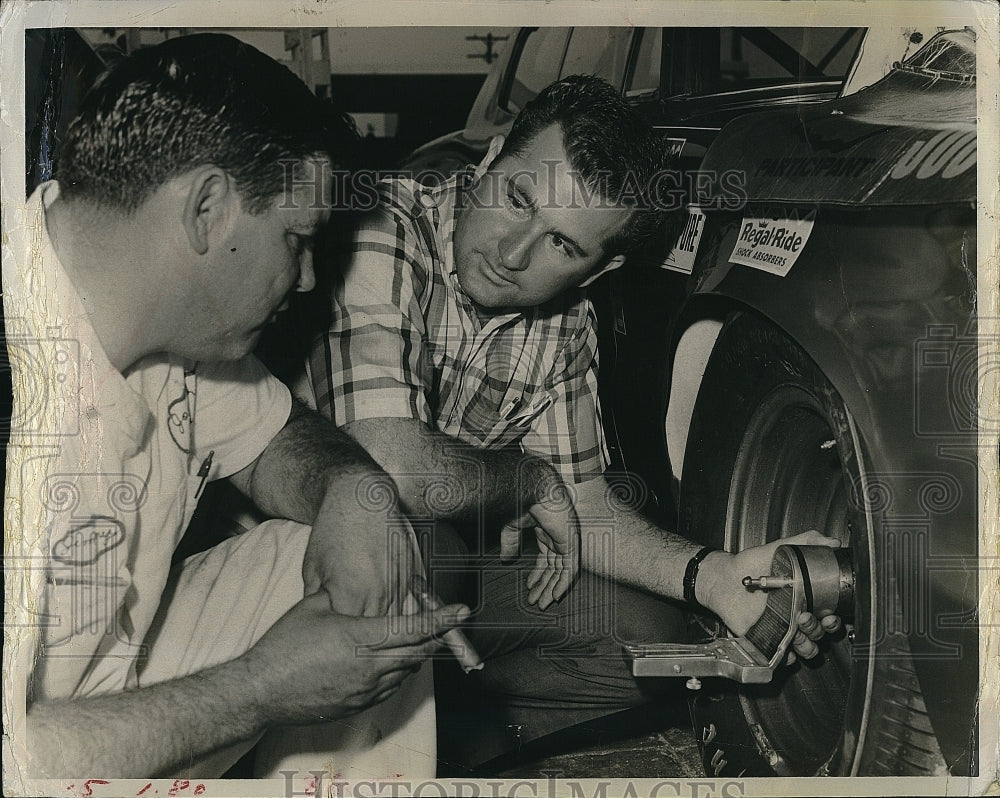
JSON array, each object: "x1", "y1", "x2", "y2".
[
  {"x1": 473, "y1": 134, "x2": 506, "y2": 182},
  {"x1": 580, "y1": 254, "x2": 626, "y2": 287},
  {"x1": 182, "y1": 167, "x2": 235, "y2": 256}
]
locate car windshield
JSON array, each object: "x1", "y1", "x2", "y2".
[
  {"x1": 505, "y1": 27, "x2": 569, "y2": 112},
  {"x1": 897, "y1": 29, "x2": 976, "y2": 81},
  {"x1": 700, "y1": 27, "x2": 864, "y2": 93}
]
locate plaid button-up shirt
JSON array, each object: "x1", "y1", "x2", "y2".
[{"x1": 309, "y1": 172, "x2": 609, "y2": 484}]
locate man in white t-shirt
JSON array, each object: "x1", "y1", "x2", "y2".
[{"x1": 4, "y1": 33, "x2": 468, "y2": 780}]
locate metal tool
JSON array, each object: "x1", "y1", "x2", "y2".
[{"x1": 626, "y1": 544, "x2": 854, "y2": 685}]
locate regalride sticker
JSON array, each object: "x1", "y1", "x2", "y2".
[{"x1": 729, "y1": 212, "x2": 815, "y2": 277}]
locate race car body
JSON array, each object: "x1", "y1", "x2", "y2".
[{"x1": 658, "y1": 28, "x2": 978, "y2": 776}]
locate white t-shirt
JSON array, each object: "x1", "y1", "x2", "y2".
[{"x1": 4, "y1": 182, "x2": 292, "y2": 701}]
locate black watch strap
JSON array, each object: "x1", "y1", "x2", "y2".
[{"x1": 683, "y1": 546, "x2": 718, "y2": 610}]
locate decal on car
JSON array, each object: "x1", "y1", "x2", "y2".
[
  {"x1": 890, "y1": 130, "x2": 976, "y2": 180},
  {"x1": 664, "y1": 137, "x2": 687, "y2": 157},
  {"x1": 661, "y1": 207, "x2": 706, "y2": 274},
  {"x1": 702, "y1": 117, "x2": 975, "y2": 207},
  {"x1": 729, "y1": 211, "x2": 815, "y2": 277}
]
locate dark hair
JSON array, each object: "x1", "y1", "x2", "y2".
[
  {"x1": 58, "y1": 33, "x2": 359, "y2": 214},
  {"x1": 500, "y1": 74, "x2": 674, "y2": 255}
]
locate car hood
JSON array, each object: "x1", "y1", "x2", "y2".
[{"x1": 701, "y1": 29, "x2": 976, "y2": 207}]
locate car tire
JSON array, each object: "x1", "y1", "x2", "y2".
[{"x1": 677, "y1": 311, "x2": 947, "y2": 776}]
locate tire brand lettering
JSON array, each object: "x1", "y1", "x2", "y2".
[
  {"x1": 710, "y1": 748, "x2": 728, "y2": 776},
  {"x1": 701, "y1": 723, "x2": 717, "y2": 743}
]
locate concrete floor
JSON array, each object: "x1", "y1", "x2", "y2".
[
  {"x1": 493, "y1": 726, "x2": 705, "y2": 780},
  {"x1": 223, "y1": 709, "x2": 706, "y2": 780},
  {"x1": 437, "y1": 701, "x2": 706, "y2": 779}
]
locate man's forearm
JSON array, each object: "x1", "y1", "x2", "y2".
[
  {"x1": 28, "y1": 657, "x2": 262, "y2": 777},
  {"x1": 230, "y1": 400, "x2": 386, "y2": 523},
  {"x1": 572, "y1": 476, "x2": 704, "y2": 601},
  {"x1": 344, "y1": 417, "x2": 559, "y2": 522},
  {"x1": 572, "y1": 477, "x2": 809, "y2": 635}
]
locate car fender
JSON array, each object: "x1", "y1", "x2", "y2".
[
  {"x1": 667, "y1": 28, "x2": 976, "y2": 479},
  {"x1": 665, "y1": 197, "x2": 977, "y2": 769}
]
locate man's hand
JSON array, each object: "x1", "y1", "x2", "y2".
[
  {"x1": 303, "y1": 471, "x2": 423, "y2": 616},
  {"x1": 242, "y1": 592, "x2": 470, "y2": 726},
  {"x1": 697, "y1": 530, "x2": 844, "y2": 661},
  {"x1": 499, "y1": 479, "x2": 581, "y2": 610}
]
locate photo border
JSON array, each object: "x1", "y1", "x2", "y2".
[{"x1": 2, "y1": 1, "x2": 996, "y2": 796}]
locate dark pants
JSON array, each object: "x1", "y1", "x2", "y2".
[{"x1": 418, "y1": 522, "x2": 686, "y2": 768}]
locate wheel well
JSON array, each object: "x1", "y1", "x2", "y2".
[
  {"x1": 664, "y1": 317, "x2": 722, "y2": 482},
  {"x1": 665, "y1": 301, "x2": 791, "y2": 484}
]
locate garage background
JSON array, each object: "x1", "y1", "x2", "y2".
[{"x1": 78, "y1": 27, "x2": 509, "y2": 168}]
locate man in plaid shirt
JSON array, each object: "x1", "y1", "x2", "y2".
[{"x1": 310, "y1": 76, "x2": 840, "y2": 763}]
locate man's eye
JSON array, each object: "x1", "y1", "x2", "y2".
[
  {"x1": 550, "y1": 233, "x2": 572, "y2": 256},
  {"x1": 507, "y1": 190, "x2": 529, "y2": 214}
]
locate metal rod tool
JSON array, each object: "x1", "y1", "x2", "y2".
[{"x1": 625, "y1": 544, "x2": 854, "y2": 685}]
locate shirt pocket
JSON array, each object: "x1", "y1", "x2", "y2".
[{"x1": 478, "y1": 390, "x2": 555, "y2": 448}]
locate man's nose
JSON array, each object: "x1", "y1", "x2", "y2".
[
  {"x1": 296, "y1": 250, "x2": 317, "y2": 293},
  {"x1": 498, "y1": 232, "x2": 532, "y2": 272}
]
